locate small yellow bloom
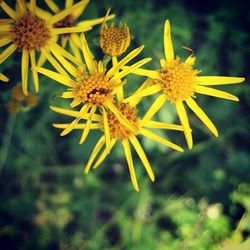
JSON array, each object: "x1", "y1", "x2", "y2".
[
  {"x1": 53, "y1": 92, "x2": 184, "y2": 191},
  {"x1": 0, "y1": 0, "x2": 94, "y2": 94},
  {"x1": 100, "y1": 11, "x2": 130, "y2": 57},
  {"x1": 35, "y1": 33, "x2": 151, "y2": 145},
  {"x1": 125, "y1": 19, "x2": 245, "y2": 149}
]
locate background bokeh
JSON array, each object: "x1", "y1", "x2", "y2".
[{"x1": 0, "y1": 0, "x2": 250, "y2": 249}]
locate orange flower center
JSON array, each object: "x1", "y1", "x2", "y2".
[
  {"x1": 157, "y1": 58, "x2": 199, "y2": 102},
  {"x1": 75, "y1": 71, "x2": 112, "y2": 105},
  {"x1": 13, "y1": 13, "x2": 51, "y2": 50},
  {"x1": 104, "y1": 103, "x2": 140, "y2": 140}
]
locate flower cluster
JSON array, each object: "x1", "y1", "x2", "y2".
[{"x1": 0, "y1": 1, "x2": 245, "y2": 191}]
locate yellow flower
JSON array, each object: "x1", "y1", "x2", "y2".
[
  {"x1": 43, "y1": 0, "x2": 115, "y2": 59},
  {"x1": 0, "y1": 0, "x2": 94, "y2": 95},
  {"x1": 124, "y1": 19, "x2": 245, "y2": 149},
  {"x1": 100, "y1": 10, "x2": 130, "y2": 57},
  {"x1": 0, "y1": 72, "x2": 9, "y2": 82},
  {"x1": 52, "y1": 92, "x2": 184, "y2": 191},
  {"x1": 35, "y1": 33, "x2": 151, "y2": 145}
]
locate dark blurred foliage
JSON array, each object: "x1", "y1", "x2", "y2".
[{"x1": 0, "y1": 0, "x2": 250, "y2": 249}]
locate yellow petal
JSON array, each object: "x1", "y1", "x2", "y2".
[
  {"x1": 0, "y1": 24, "x2": 13, "y2": 32},
  {"x1": 0, "y1": 17, "x2": 15, "y2": 23},
  {"x1": 79, "y1": 105, "x2": 96, "y2": 144},
  {"x1": 78, "y1": 14, "x2": 116, "y2": 27},
  {"x1": 195, "y1": 85, "x2": 239, "y2": 101},
  {"x1": 84, "y1": 136, "x2": 105, "y2": 174},
  {"x1": 121, "y1": 67, "x2": 160, "y2": 79},
  {"x1": 50, "y1": 46, "x2": 77, "y2": 77},
  {"x1": 53, "y1": 123, "x2": 99, "y2": 129},
  {"x1": 60, "y1": 104, "x2": 90, "y2": 136},
  {"x1": 140, "y1": 128, "x2": 184, "y2": 152},
  {"x1": 0, "y1": 1, "x2": 18, "y2": 20},
  {"x1": 52, "y1": 26, "x2": 92, "y2": 35},
  {"x1": 0, "y1": 37, "x2": 12, "y2": 47},
  {"x1": 113, "y1": 58, "x2": 152, "y2": 81},
  {"x1": 50, "y1": 106, "x2": 80, "y2": 117},
  {"x1": 40, "y1": 48, "x2": 69, "y2": 76},
  {"x1": 65, "y1": 0, "x2": 74, "y2": 8},
  {"x1": 49, "y1": 43, "x2": 82, "y2": 66},
  {"x1": 0, "y1": 43, "x2": 18, "y2": 64},
  {"x1": 80, "y1": 33, "x2": 96, "y2": 73},
  {"x1": 160, "y1": 59, "x2": 167, "y2": 68},
  {"x1": 93, "y1": 139, "x2": 117, "y2": 169},
  {"x1": 61, "y1": 91, "x2": 75, "y2": 98},
  {"x1": 142, "y1": 121, "x2": 183, "y2": 131},
  {"x1": 186, "y1": 97, "x2": 218, "y2": 137},
  {"x1": 21, "y1": 50, "x2": 29, "y2": 95},
  {"x1": 121, "y1": 139, "x2": 139, "y2": 192},
  {"x1": 29, "y1": 50, "x2": 39, "y2": 92},
  {"x1": 35, "y1": 67, "x2": 75, "y2": 87},
  {"x1": 69, "y1": 39, "x2": 82, "y2": 61},
  {"x1": 124, "y1": 84, "x2": 162, "y2": 103},
  {"x1": 48, "y1": 1, "x2": 87, "y2": 24},
  {"x1": 72, "y1": 0, "x2": 89, "y2": 18},
  {"x1": 26, "y1": 3, "x2": 51, "y2": 20},
  {"x1": 29, "y1": 0, "x2": 36, "y2": 14},
  {"x1": 50, "y1": 106, "x2": 102, "y2": 121},
  {"x1": 102, "y1": 107, "x2": 111, "y2": 153},
  {"x1": 142, "y1": 94, "x2": 166, "y2": 121},
  {"x1": 70, "y1": 33, "x2": 82, "y2": 48},
  {"x1": 0, "y1": 73, "x2": 9, "y2": 82},
  {"x1": 129, "y1": 135, "x2": 155, "y2": 182},
  {"x1": 164, "y1": 19, "x2": 174, "y2": 62},
  {"x1": 116, "y1": 85, "x2": 124, "y2": 103},
  {"x1": 176, "y1": 101, "x2": 193, "y2": 149},
  {"x1": 107, "y1": 45, "x2": 144, "y2": 78},
  {"x1": 44, "y1": 0, "x2": 59, "y2": 13},
  {"x1": 197, "y1": 76, "x2": 245, "y2": 85}
]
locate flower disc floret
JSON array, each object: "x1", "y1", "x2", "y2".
[
  {"x1": 157, "y1": 58, "x2": 199, "y2": 102},
  {"x1": 100, "y1": 22, "x2": 130, "y2": 56},
  {"x1": 13, "y1": 13, "x2": 51, "y2": 51},
  {"x1": 104, "y1": 103, "x2": 140, "y2": 140},
  {"x1": 75, "y1": 72, "x2": 112, "y2": 105}
]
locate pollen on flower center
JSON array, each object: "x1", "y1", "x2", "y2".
[
  {"x1": 54, "y1": 14, "x2": 75, "y2": 37},
  {"x1": 100, "y1": 22, "x2": 130, "y2": 57},
  {"x1": 103, "y1": 103, "x2": 140, "y2": 140},
  {"x1": 75, "y1": 71, "x2": 112, "y2": 105},
  {"x1": 13, "y1": 13, "x2": 51, "y2": 51},
  {"x1": 157, "y1": 57, "x2": 199, "y2": 102}
]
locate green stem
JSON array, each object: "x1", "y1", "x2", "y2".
[{"x1": 0, "y1": 113, "x2": 17, "y2": 175}]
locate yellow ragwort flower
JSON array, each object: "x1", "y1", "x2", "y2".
[
  {"x1": 124, "y1": 19, "x2": 245, "y2": 149},
  {"x1": 43, "y1": 0, "x2": 115, "y2": 59},
  {"x1": 100, "y1": 10, "x2": 130, "y2": 57},
  {"x1": 35, "y1": 33, "x2": 151, "y2": 145},
  {"x1": 52, "y1": 90, "x2": 184, "y2": 191},
  {"x1": 0, "y1": 0, "x2": 95, "y2": 94}
]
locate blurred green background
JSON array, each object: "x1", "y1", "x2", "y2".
[{"x1": 0, "y1": 0, "x2": 250, "y2": 249}]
